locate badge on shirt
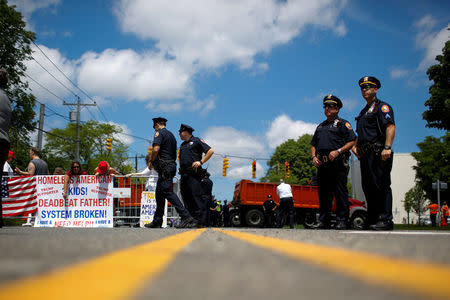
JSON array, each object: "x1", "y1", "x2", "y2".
[
  {"x1": 367, "y1": 103, "x2": 376, "y2": 114},
  {"x1": 189, "y1": 141, "x2": 193, "y2": 145},
  {"x1": 381, "y1": 105, "x2": 390, "y2": 113},
  {"x1": 345, "y1": 122, "x2": 352, "y2": 130},
  {"x1": 154, "y1": 132, "x2": 159, "y2": 138},
  {"x1": 333, "y1": 119, "x2": 339, "y2": 127}
]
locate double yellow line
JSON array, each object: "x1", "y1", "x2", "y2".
[{"x1": 1, "y1": 228, "x2": 450, "y2": 300}]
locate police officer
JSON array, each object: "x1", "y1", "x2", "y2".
[
  {"x1": 179, "y1": 124, "x2": 214, "y2": 226},
  {"x1": 222, "y1": 200, "x2": 230, "y2": 227},
  {"x1": 201, "y1": 171, "x2": 214, "y2": 226},
  {"x1": 145, "y1": 117, "x2": 196, "y2": 228},
  {"x1": 352, "y1": 76, "x2": 395, "y2": 231},
  {"x1": 263, "y1": 195, "x2": 277, "y2": 228},
  {"x1": 311, "y1": 95, "x2": 356, "y2": 229}
]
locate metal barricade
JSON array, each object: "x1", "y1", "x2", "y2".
[{"x1": 113, "y1": 175, "x2": 182, "y2": 227}]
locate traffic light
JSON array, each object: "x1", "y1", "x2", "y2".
[
  {"x1": 252, "y1": 160, "x2": 256, "y2": 179},
  {"x1": 106, "y1": 138, "x2": 112, "y2": 151},
  {"x1": 222, "y1": 157, "x2": 229, "y2": 176},
  {"x1": 285, "y1": 161, "x2": 290, "y2": 179},
  {"x1": 148, "y1": 145, "x2": 153, "y2": 154}
]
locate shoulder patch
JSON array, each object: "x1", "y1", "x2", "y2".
[
  {"x1": 345, "y1": 122, "x2": 352, "y2": 130},
  {"x1": 200, "y1": 139, "x2": 206, "y2": 143},
  {"x1": 154, "y1": 131, "x2": 159, "y2": 138},
  {"x1": 381, "y1": 105, "x2": 390, "y2": 113}
]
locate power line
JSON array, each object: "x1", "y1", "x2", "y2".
[
  {"x1": 32, "y1": 126, "x2": 75, "y2": 142},
  {"x1": 214, "y1": 152, "x2": 270, "y2": 161},
  {"x1": 24, "y1": 72, "x2": 66, "y2": 104}
]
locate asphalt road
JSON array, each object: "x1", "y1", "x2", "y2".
[{"x1": 1, "y1": 227, "x2": 450, "y2": 300}]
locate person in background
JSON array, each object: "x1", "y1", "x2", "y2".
[
  {"x1": 125, "y1": 154, "x2": 158, "y2": 191},
  {"x1": 63, "y1": 161, "x2": 87, "y2": 199},
  {"x1": 53, "y1": 167, "x2": 65, "y2": 175},
  {"x1": 426, "y1": 201, "x2": 438, "y2": 227},
  {"x1": 94, "y1": 161, "x2": 119, "y2": 176},
  {"x1": 15, "y1": 147, "x2": 49, "y2": 176},
  {"x1": 263, "y1": 194, "x2": 277, "y2": 228},
  {"x1": 222, "y1": 200, "x2": 230, "y2": 227},
  {"x1": 201, "y1": 171, "x2": 213, "y2": 226},
  {"x1": 3, "y1": 150, "x2": 15, "y2": 176},
  {"x1": 442, "y1": 201, "x2": 449, "y2": 225},
  {"x1": 0, "y1": 68, "x2": 12, "y2": 228},
  {"x1": 276, "y1": 179, "x2": 295, "y2": 229}
]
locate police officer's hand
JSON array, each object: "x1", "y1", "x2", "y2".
[
  {"x1": 192, "y1": 161, "x2": 202, "y2": 169},
  {"x1": 312, "y1": 156, "x2": 322, "y2": 168},
  {"x1": 328, "y1": 150, "x2": 340, "y2": 162},
  {"x1": 381, "y1": 149, "x2": 392, "y2": 161},
  {"x1": 351, "y1": 146, "x2": 360, "y2": 159}
]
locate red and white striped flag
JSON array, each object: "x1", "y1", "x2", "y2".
[{"x1": 2, "y1": 176, "x2": 37, "y2": 217}]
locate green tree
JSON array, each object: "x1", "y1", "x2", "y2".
[
  {"x1": 261, "y1": 134, "x2": 316, "y2": 185},
  {"x1": 412, "y1": 133, "x2": 450, "y2": 201},
  {"x1": 423, "y1": 38, "x2": 450, "y2": 130},
  {"x1": 0, "y1": 0, "x2": 37, "y2": 167},
  {"x1": 405, "y1": 184, "x2": 427, "y2": 225},
  {"x1": 43, "y1": 121, "x2": 133, "y2": 174}
]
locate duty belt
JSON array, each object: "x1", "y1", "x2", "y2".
[
  {"x1": 316, "y1": 153, "x2": 330, "y2": 163},
  {"x1": 357, "y1": 143, "x2": 383, "y2": 157}
]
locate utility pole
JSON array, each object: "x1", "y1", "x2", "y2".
[
  {"x1": 37, "y1": 103, "x2": 45, "y2": 150},
  {"x1": 64, "y1": 97, "x2": 96, "y2": 161}
]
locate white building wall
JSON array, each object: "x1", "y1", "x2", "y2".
[{"x1": 350, "y1": 153, "x2": 417, "y2": 224}]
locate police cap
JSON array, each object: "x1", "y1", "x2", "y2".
[
  {"x1": 358, "y1": 76, "x2": 381, "y2": 88},
  {"x1": 267, "y1": 194, "x2": 272, "y2": 199},
  {"x1": 152, "y1": 117, "x2": 167, "y2": 126},
  {"x1": 323, "y1": 94, "x2": 343, "y2": 109},
  {"x1": 179, "y1": 123, "x2": 194, "y2": 133}
]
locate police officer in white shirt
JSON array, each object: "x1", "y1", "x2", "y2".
[{"x1": 276, "y1": 179, "x2": 294, "y2": 228}]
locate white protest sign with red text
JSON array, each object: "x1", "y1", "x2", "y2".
[{"x1": 34, "y1": 175, "x2": 114, "y2": 228}]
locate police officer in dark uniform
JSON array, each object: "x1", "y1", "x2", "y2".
[
  {"x1": 311, "y1": 95, "x2": 356, "y2": 229},
  {"x1": 179, "y1": 124, "x2": 214, "y2": 226},
  {"x1": 222, "y1": 200, "x2": 230, "y2": 227},
  {"x1": 145, "y1": 118, "x2": 196, "y2": 228},
  {"x1": 352, "y1": 76, "x2": 395, "y2": 231},
  {"x1": 263, "y1": 195, "x2": 277, "y2": 228},
  {"x1": 201, "y1": 171, "x2": 214, "y2": 227}
]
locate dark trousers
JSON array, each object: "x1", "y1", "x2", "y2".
[
  {"x1": 264, "y1": 210, "x2": 276, "y2": 228},
  {"x1": 277, "y1": 197, "x2": 294, "y2": 228},
  {"x1": 154, "y1": 163, "x2": 191, "y2": 224},
  {"x1": 430, "y1": 214, "x2": 437, "y2": 227},
  {"x1": 0, "y1": 140, "x2": 10, "y2": 228},
  {"x1": 360, "y1": 151, "x2": 393, "y2": 225},
  {"x1": 180, "y1": 173, "x2": 207, "y2": 225},
  {"x1": 317, "y1": 159, "x2": 349, "y2": 224}
]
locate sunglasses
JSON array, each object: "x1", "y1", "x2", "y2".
[
  {"x1": 323, "y1": 104, "x2": 338, "y2": 109},
  {"x1": 73, "y1": 166, "x2": 80, "y2": 169},
  {"x1": 360, "y1": 84, "x2": 375, "y2": 90}
]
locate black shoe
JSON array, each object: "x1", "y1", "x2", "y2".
[
  {"x1": 369, "y1": 221, "x2": 393, "y2": 231},
  {"x1": 176, "y1": 217, "x2": 195, "y2": 228},
  {"x1": 313, "y1": 221, "x2": 330, "y2": 229},
  {"x1": 335, "y1": 221, "x2": 347, "y2": 230},
  {"x1": 144, "y1": 221, "x2": 162, "y2": 228}
]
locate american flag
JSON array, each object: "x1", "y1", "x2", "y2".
[{"x1": 1, "y1": 176, "x2": 37, "y2": 217}]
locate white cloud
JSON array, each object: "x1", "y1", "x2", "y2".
[
  {"x1": 106, "y1": 121, "x2": 135, "y2": 146},
  {"x1": 8, "y1": 0, "x2": 60, "y2": 18},
  {"x1": 390, "y1": 68, "x2": 410, "y2": 79},
  {"x1": 415, "y1": 15, "x2": 450, "y2": 70},
  {"x1": 26, "y1": 44, "x2": 77, "y2": 104},
  {"x1": 266, "y1": 114, "x2": 316, "y2": 149},
  {"x1": 202, "y1": 126, "x2": 267, "y2": 179},
  {"x1": 115, "y1": 0, "x2": 347, "y2": 70}
]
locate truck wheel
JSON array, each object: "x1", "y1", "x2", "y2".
[
  {"x1": 229, "y1": 211, "x2": 241, "y2": 227},
  {"x1": 245, "y1": 209, "x2": 264, "y2": 227},
  {"x1": 350, "y1": 211, "x2": 367, "y2": 229},
  {"x1": 303, "y1": 213, "x2": 316, "y2": 229}
]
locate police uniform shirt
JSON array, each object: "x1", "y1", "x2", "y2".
[
  {"x1": 355, "y1": 99, "x2": 395, "y2": 146},
  {"x1": 311, "y1": 117, "x2": 356, "y2": 152},
  {"x1": 263, "y1": 199, "x2": 276, "y2": 211},
  {"x1": 179, "y1": 136, "x2": 211, "y2": 169},
  {"x1": 152, "y1": 128, "x2": 177, "y2": 160},
  {"x1": 201, "y1": 177, "x2": 213, "y2": 196}
]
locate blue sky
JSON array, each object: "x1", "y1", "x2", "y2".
[{"x1": 9, "y1": 0, "x2": 450, "y2": 201}]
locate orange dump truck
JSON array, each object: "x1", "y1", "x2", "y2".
[{"x1": 230, "y1": 179, "x2": 367, "y2": 229}]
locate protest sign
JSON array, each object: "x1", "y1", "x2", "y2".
[
  {"x1": 139, "y1": 191, "x2": 167, "y2": 228},
  {"x1": 34, "y1": 175, "x2": 114, "y2": 228}
]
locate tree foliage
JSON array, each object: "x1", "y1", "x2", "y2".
[
  {"x1": 43, "y1": 121, "x2": 133, "y2": 174},
  {"x1": 261, "y1": 134, "x2": 316, "y2": 185},
  {"x1": 0, "y1": 0, "x2": 37, "y2": 164},
  {"x1": 423, "y1": 38, "x2": 450, "y2": 130},
  {"x1": 411, "y1": 133, "x2": 450, "y2": 201},
  {"x1": 404, "y1": 184, "x2": 427, "y2": 225}
]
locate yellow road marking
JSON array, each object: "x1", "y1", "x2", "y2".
[
  {"x1": 217, "y1": 229, "x2": 450, "y2": 300},
  {"x1": 0, "y1": 229, "x2": 205, "y2": 300}
]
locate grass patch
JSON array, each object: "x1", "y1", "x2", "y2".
[{"x1": 3, "y1": 218, "x2": 27, "y2": 227}]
